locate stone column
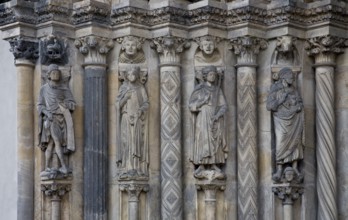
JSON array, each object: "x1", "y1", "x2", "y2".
[
  {"x1": 120, "y1": 182, "x2": 149, "y2": 220},
  {"x1": 8, "y1": 38, "x2": 38, "y2": 220},
  {"x1": 305, "y1": 36, "x2": 348, "y2": 220},
  {"x1": 151, "y1": 36, "x2": 190, "y2": 220},
  {"x1": 272, "y1": 184, "x2": 303, "y2": 220},
  {"x1": 196, "y1": 183, "x2": 225, "y2": 220},
  {"x1": 41, "y1": 182, "x2": 71, "y2": 220},
  {"x1": 230, "y1": 36, "x2": 267, "y2": 220},
  {"x1": 75, "y1": 36, "x2": 114, "y2": 220}
]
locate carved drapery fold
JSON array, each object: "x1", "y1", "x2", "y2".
[
  {"x1": 230, "y1": 36, "x2": 267, "y2": 220},
  {"x1": 75, "y1": 36, "x2": 113, "y2": 220},
  {"x1": 305, "y1": 35, "x2": 348, "y2": 220},
  {"x1": 151, "y1": 36, "x2": 190, "y2": 220}
]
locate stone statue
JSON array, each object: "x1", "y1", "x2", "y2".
[
  {"x1": 119, "y1": 36, "x2": 145, "y2": 64},
  {"x1": 116, "y1": 66, "x2": 149, "y2": 179},
  {"x1": 38, "y1": 64, "x2": 76, "y2": 179},
  {"x1": 189, "y1": 65, "x2": 227, "y2": 180},
  {"x1": 266, "y1": 67, "x2": 304, "y2": 183},
  {"x1": 194, "y1": 36, "x2": 221, "y2": 65}
]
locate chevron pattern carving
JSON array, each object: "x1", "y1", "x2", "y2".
[
  {"x1": 237, "y1": 68, "x2": 258, "y2": 220},
  {"x1": 161, "y1": 69, "x2": 182, "y2": 219},
  {"x1": 230, "y1": 37, "x2": 267, "y2": 220}
]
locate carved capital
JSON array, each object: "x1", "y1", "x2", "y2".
[
  {"x1": 8, "y1": 37, "x2": 39, "y2": 62},
  {"x1": 229, "y1": 36, "x2": 267, "y2": 65},
  {"x1": 151, "y1": 36, "x2": 190, "y2": 65},
  {"x1": 305, "y1": 35, "x2": 348, "y2": 65},
  {"x1": 40, "y1": 35, "x2": 68, "y2": 65},
  {"x1": 75, "y1": 36, "x2": 113, "y2": 65},
  {"x1": 41, "y1": 182, "x2": 71, "y2": 200},
  {"x1": 120, "y1": 183, "x2": 149, "y2": 202},
  {"x1": 272, "y1": 184, "x2": 304, "y2": 205}
]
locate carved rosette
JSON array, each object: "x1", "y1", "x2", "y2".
[
  {"x1": 305, "y1": 35, "x2": 348, "y2": 220},
  {"x1": 230, "y1": 36, "x2": 267, "y2": 220},
  {"x1": 272, "y1": 185, "x2": 304, "y2": 205},
  {"x1": 9, "y1": 37, "x2": 39, "y2": 62},
  {"x1": 151, "y1": 36, "x2": 190, "y2": 220},
  {"x1": 74, "y1": 36, "x2": 114, "y2": 65}
]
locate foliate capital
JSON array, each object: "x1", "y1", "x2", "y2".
[
  {"x1": 119, "y1": 183, "x2": 149, "y2": 202},
  {"x1": 272, "y1": 185, "x2": 304, "y2": 205},
  {"x1": 305, "y1": 35, "x2": 348, "y2": 65},
  {"x1": 8, "y1": 37, "x2": 39, "y2": 62},
  {"x1": 41, "y1": 182, "x2": 71, "y2": 199},
  {"x1": 229, "y1": 36, "x2": 267, "y2": 65},
  {"x1": 74, "y1": 36, "x2": 114, "y2": 65},
  {"x1": 151, "y1": 36, "x2": 191, "y2": 65}
]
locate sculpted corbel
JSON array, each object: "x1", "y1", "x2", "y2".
[
  {"x1": 117, "y1": 36, "x2": 146, "y2": 64},
  {"x1": 194, "y1": 35, "x2": 222, "y2": 66}
]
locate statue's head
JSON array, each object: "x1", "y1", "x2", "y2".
[
  {"x1": 202, "y1": 66, "x2": 218, "y2": 82},
  {"x1": 126, "y1": 66, "x2": 141, "y2": 83},
  {"x1": 278, "y1": 67, "x2": 294, "y2": 85},
  {"x1": 199, "y1": 36, "x2": 216, "y2": 55},
  {"x1": 47, "y1": 64, "x2": 61, "y2": 82},
  {"x1": 122, "y1": 36, "x2": 142, "y2": 56}
]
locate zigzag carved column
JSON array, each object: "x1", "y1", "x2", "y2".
[
  {"x1": 75, "y1": 36, "x2": 113, "y2": 220},
  {"x1": 230, "y1": 37, "x2": 267, "y2": 220},
  {"x1": 305, "y1": 36, "x2": 348, "y2": 220},
  {"x1": 151, "y1": 36, "x2": 190, "y2": 220},
  {"x1": 8, "y1": 38, "x2": 38, "y2": 220}
]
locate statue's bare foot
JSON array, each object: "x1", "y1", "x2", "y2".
[
  {"x1": 194, "y1": 165, "x2": 205, "y2": 178},
  {"x1": 59, "y1": 167, "x2": 68, "y2": 174},
  {"x1": 272, "y1": 169, "x2": 282, "y2": 182},
  {"x1": 211, "y1": 164, "x2": 221, "y2": 173}
]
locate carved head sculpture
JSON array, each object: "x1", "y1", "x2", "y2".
[
  {"x1": 283, "y1": 167, "x2": 295, "y2": 182},
  {"x1": 126, "y1": 66, "x2": 141, "y2": 83},
  {"x1": 47, "y1": 38, "x2": 62, "y2": 60},
  {"x1": 278, "y1": 67, "x2": 294, "y2": 85},
  {"x1": 276, "y1": 36, "x2": 296, "y2": 52},
  {"x1": 202, "y1": 65, "x2": 218, "y2": 82},
  {"x1": 122, "y1": 36, "x2": 142, "y2": 56},
  {"x1": 47, "y1": 64, "x2": 61, "y2": 82},
  {"x1": 199, "y1": 36, "x2": 216, "y2": 55}
]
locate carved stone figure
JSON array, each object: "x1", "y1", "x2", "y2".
[
  {"x1": 266, "y1": 67, "x2": 304, "y2": 183},
  {"x1": 40, "y1": 35, "x2": 68, "y2": 65},
  {"x1": 116, "y1": 66, "x2": 149, "y2": 179},
  {"x1": 195, "y1": 36, "x2": 221, "y2": 65},
  {"x1": 272, "y1": 36, "x2": 299, "y2": 66},
  {"x1": 119, "y1": 36, "x2": 145, "y2": 64},
  {"x1": 189, "y1": 65, "x2": 227, "y2": 180},
  {"x1": 38, "y1": 64, "x2": 76, "y2": 179}
]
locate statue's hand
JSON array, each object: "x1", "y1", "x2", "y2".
[
  {"x1": 66, "y1": 102, "x2": 75, "y2": 111},
  {"x1": 45, "y1": 111, "x2": 53, "y2": 121}
]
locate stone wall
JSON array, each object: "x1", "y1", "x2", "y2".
[
  {"x1": 0, "y1": 38, "x2": 17, "y2": 220},
  {"x1": 1, "y1": 0, "x2": 348, "y2": 220}
]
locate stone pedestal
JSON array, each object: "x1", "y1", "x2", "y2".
[
  {"x1": 196, "y1": 180, "x2": 225, "y2": 220},
  {"x1": 41, "y1": 180, "x2": 71, "y2": 220},
  {"x1": 119, "y1": 181, "x2": 149, "y2": 220}
]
